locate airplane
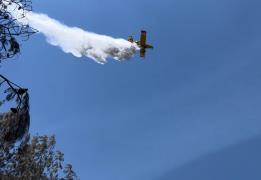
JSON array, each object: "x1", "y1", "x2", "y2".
[{"x1": 128, "y1": 30, "x2": 153, "y2": 58}]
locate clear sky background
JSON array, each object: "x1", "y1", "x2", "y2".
[{"x1": 2, "y1": 0, "x2": 261, "y2": 179}]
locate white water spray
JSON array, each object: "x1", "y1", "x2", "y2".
[{"x1": 7, "y1": 3, "x2": 139, "y2": 64}]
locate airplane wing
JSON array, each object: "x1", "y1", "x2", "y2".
[
  {"x1": 140, "y1": 30, "x2": 147, "y2": 47},
  {"x1": 140, "y1": 48, "x2": 145, "y2": 58},
  {"x1": 146, "y1": 44, "x2": 154, "y2": 49}
]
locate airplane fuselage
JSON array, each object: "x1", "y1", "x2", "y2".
[{"x1": 128, "y1": 30, "x2": 153, "y2": 58}]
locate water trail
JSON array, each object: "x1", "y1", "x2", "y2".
[{"x1": 7, "y1": 3, "x2": 139, "y2": 64}]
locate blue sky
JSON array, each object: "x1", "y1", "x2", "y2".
[{"x1": 2, "y1": 0, "x2": 261, "y2": 179}]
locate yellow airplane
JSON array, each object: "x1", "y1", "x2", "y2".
[{"x1": 128, "y1": 30, "x2": 153, "y2": 58}]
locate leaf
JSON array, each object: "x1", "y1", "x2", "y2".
[
  {"x1": 0, "y1": 100, "x2": 5, "y2": 106},
  {"x1": 17, "y1": 88, "x2": 28, "y2": 95},
  {"x1": 4, "y1": 87, "x2": 13, "y2": 94},
  {"x1": 5, "y1": 92, "x2": 15, "y2": 101}
]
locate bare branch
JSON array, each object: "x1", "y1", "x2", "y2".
[{"x1": 0, "y1": 0, "x2": 37, "y2": 62}]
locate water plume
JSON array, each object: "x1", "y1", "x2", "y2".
[{"x1": 7, "y1": 3, "x2": 138, "y2": 64}]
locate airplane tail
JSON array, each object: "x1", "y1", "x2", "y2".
[{"x1": 146, "y1": 44, "x2": 153, "y2": 49}]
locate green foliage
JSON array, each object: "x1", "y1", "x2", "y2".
[
  {"x1": 0, "y1": 135, "x2": 78, "y2": 180},
  {"x1": 0, "y1": 74, "x2": 28, "y2": 109},
  {"x1": 0, "y1": 2, "x2": 78, "y2": 179},
  {"x1": 0, "y1": 75, "x2": 30, "y2": 144}
]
